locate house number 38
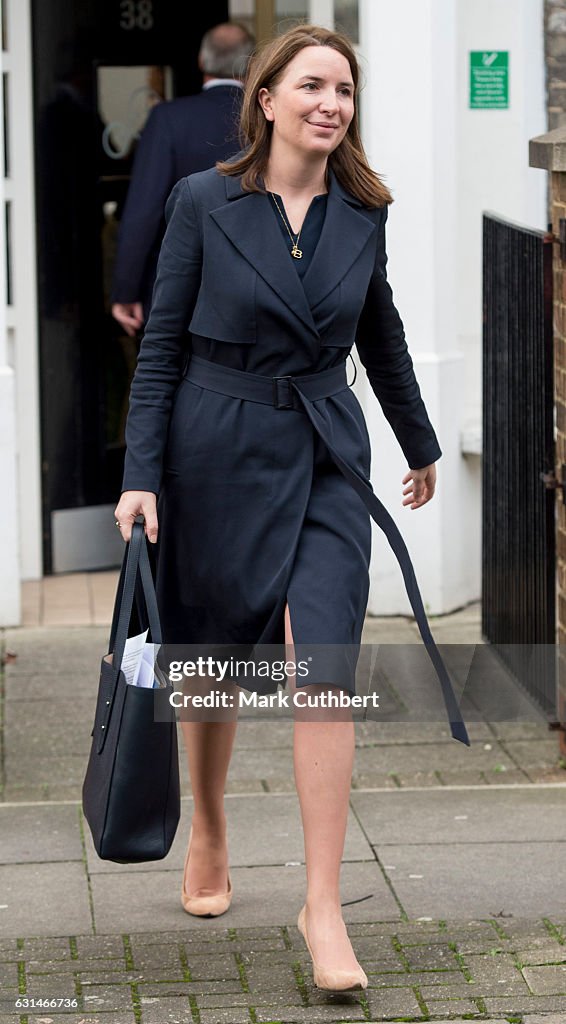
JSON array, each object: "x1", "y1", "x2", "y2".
[{"x1": 119, "y1": 0, "x2": 154, "y2": 30}]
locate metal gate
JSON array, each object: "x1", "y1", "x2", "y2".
[{"x1": 482, "y1": 212, "x2": 556, "y2": 716}]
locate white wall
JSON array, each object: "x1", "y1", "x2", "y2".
[
  {"x1": 457, "y1": 0, "x2": 547, "y2": 428},
  {"x1": 4, "y1": 0, "x2": 42, "y2": 597},
  {"x1": 0, "y1": 0, "x2": 39, "y2": 623},
  {"x1": 357, "y1": 0, "x2": 546, "y2": 616}
]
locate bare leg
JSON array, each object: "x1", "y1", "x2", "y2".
[
  {"x1": 179, "y1": 676, "x2": 239, "y2": 895},
  {"x1": 286, "y1": 603, "x2": 363, "y2": 973}
]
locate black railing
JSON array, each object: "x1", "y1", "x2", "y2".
[{"x1": 482, "y1": 213, "x2": 555, "y2": 715}]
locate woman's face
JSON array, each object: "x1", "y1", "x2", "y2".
[{"x1": 258, "y1": 45, "x2": 355, "y2": 160}]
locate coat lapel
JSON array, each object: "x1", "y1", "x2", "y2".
[
  {"x1": 301, "y1": 174, "x2": 376, "y2": 311},
  {"x1": 210, "y1": 186, "x2": 319, "y2": 337},
  {"x1": 209, "y1": 166, "x2": 377, "y2": 339}
]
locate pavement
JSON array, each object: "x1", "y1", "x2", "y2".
[{"x1": 1, "y1": 577, "x2": 566, "y2": 1024}]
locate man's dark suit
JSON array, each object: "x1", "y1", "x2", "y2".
[{"x1": 111, "y1": 83, "x2": 243, "y2": 316}]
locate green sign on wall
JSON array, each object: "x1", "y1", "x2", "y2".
[{"x1": 470, "y1": 51, "x2": 509, "y2": 109}]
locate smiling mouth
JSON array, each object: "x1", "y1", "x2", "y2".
[{"x1": 307, "y1": 122, "x2": 338, "y2": 129}]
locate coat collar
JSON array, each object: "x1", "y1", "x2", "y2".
[
  {"x1": 210, "y1": 163, "x2": 375, "y2": 339},
  {"x1": 223, "y1": 162, "x2": 363, "y2": 206}
]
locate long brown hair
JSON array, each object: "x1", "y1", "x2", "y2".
[{"x1": 216, "y1": 24, "x2": 393, "y2": 208}]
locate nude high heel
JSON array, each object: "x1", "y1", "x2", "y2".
[
  {"x1": 181, "y1": 825, "x2": 233, "y2": 917},
  {"x1": 297, "y1": 904, "x2": 368, "y2": 991}
]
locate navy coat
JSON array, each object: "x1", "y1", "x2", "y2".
[
  {"x1": 120, "y1": 159, "x2": 469, "y2": 744},
  {"x1": 111, "y1": 84, "x2": 243, "y2": 313}
]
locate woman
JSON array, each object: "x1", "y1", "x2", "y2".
[{"x1": 114, "y1": 24, "x2": 469, "y2": 993}]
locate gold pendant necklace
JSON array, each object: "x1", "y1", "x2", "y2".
[{"x1": 269, "y1": 192, "x2": 304, "y2": 259}]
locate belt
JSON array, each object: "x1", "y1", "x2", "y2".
[{"x1": 184, "y1": 354, "x2": 470, "y2": 747}]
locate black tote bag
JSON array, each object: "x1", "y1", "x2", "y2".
[{"x1": 82, "y1": 521, "x2": 180, "y2": 863}]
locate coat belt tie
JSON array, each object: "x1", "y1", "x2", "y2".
[{"x1": 183, "y1": 354, "x2": 470, "y2": 747}]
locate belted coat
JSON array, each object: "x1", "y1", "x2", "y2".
[{"x1": 121, "y1": 159, "x2": 470, "y2": 745}]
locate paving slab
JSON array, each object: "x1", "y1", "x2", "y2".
[
  {"x1": 519, "y1": 945, "x2": 566, "y2": 965},
  {"x1": 429, "y1": 602, "x2": 481, "y2": 624},
  {"x1": 412, "y1": 1004, "x2": 483, "y2": 1017},
  {"x1": 390, "y1": 919, "x2": 497, "y2": 947},
  {"x1": 2, "y1": 781, "x2": 87, "y2": 803},
  {"x1": 83, "y1": 794, "x2": 372, "y2": 875},
  {"x1": 4, "y1": 627, "x2": 107, "y2": 675},
  {"x1": 20, "y1": 577, "x2": 41, "y2": 627},
  {"x1": 0, "y1": 862, "x2": 92, "y2": 938},
  {"x1": 363, "y1": 985, "x2": 424, "y2": 1018},
  {"x1": 90, "y1": 861, "x2": 395, "y2": 934},
  {"x1": 523, "y1": 1016, "x2": 566, "y2": 1023},
  {"x1": 361, "y1": 617, "x2": 419, "y2": 643},
  {"x1": 400, "y1": 941, "x2": 462, "y2": 970},
  {"x1": 420, "y1": 950, "x2": 530, "y2": 995},
  {"x1": 23, "y1": 969, "x2": 86, "y2": 997},
  {"x1": 483, "y1": 994, "x2": 566, "y2": 1012},
  {"x1": 222, "y1": 746, "x2": 295, "y2": 789},
  {"x1": 0, "y1": 804, "x2": 83, "y2": 863},
  {"x1": 195, "y1": 1010, "x2": 254, "y2": 1024},
  {"x1": 492, "y1": 721, "x2": 556, "y2": 739},
  {"x1": 482, "y1": 768, "x2": 534, "y2": 784},
  {"x1": 522, "y1": 963, "x2": 566, "y2": 993},
  {"x1": 81, "y1": 984, "x2": 140, "y2": 1012},
  {"x1": 354, "y1": 768, "x2": 439, "y2": 788},
  {"x1": 484, "y1": 918, "x2": 561, "y2": 945},
  {"x1": 5, "y1": 935, "x2": 73, "y2": 959},
  {"x1": 429, "y1": 619, "x2": 483, "y2": 641},
  {"x1": 3, "y1": 754, "x2": 92, "y2": 801},
  {"x1": 366, "y1": 968, "x2": 465, "y2": 987},
  {"x1": 5, "y1": 671, "x2": 87, "y2": 703},
  {"x1": 88, "y1": 571, "x2": 120, "y2": 627},
  {"x1": 231, "y1": 719, "x2": 295, "y2": 748},
  {"x1": 354, "y1": 720, "x2": 494, "y2": 744},
  {"x1": 374, "y1": 841, "x2": 566, "y2": 919},
  {"x1": 139, "y1": 998, "x2": 195, "y2": 1023},
  {"x1": 249, "y1": 1007, "x2": 373, "y2": 1024},
  {"x1": 351, "y1": 786, "x2": 566, "y2": 843},
  {"x1": 11, "y1": 1017, "x2": 137, "y2": 1024},
  {"x1": 5, "y1": 697, "x2": 96, "y2": 759},
  {"x1": 505, "y1": 738, "x2": 565, "y2": 769},
  {"x1": 0, "y1": 920, "x2": 564, "y2": 1023},
  {"x1": 352, "y1": 739, "x2": 516, "y2": 777}
]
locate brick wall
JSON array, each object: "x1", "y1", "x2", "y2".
[
  {"x1": 547, "y1": 0, "x2": 566, "y2": 129},
  {"x1": 530, "y1": 132, "x2": 566, "y2": 746}
]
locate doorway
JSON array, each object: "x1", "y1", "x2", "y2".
[{"x1": 32, "y1": 0, "x2": 229, "y2": 572}]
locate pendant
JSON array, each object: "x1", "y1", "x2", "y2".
[{"x1": 291, "y1": 245, "x2": 303, "y2": 259}]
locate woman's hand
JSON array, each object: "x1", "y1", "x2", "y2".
[
  {"x1": 401, "y1": 463, "x2": 436, "y2": 509},
  {"x1": 113, "y1": 491, "x2": 158, "y2": 543}
]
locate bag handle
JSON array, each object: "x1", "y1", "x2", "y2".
[
  {"x1": 108, "y1": 551, "x2": 151, "y2": 654},
  {"x1": 110, "y1": 521, "x2": 162, "y2": 674}
]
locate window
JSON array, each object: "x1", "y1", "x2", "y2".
[{"x1": 334, "y1": 0, "x2": 358, "y2": 43}]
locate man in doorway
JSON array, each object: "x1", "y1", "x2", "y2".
[{"x1": 111, "y1": 21, "x2": 255, "y2": 337}]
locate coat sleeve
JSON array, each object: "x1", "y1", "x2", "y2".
[
  {"x1": 354, "y1": 205, "x2": 442, "y2": 470},
  {"x1": 121, "y1": 176, "x2": 203, "y2": 494}
]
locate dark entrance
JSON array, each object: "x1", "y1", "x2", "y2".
[{"x1": 32, "y1": 0, "x2": 229, "y2": 572}]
